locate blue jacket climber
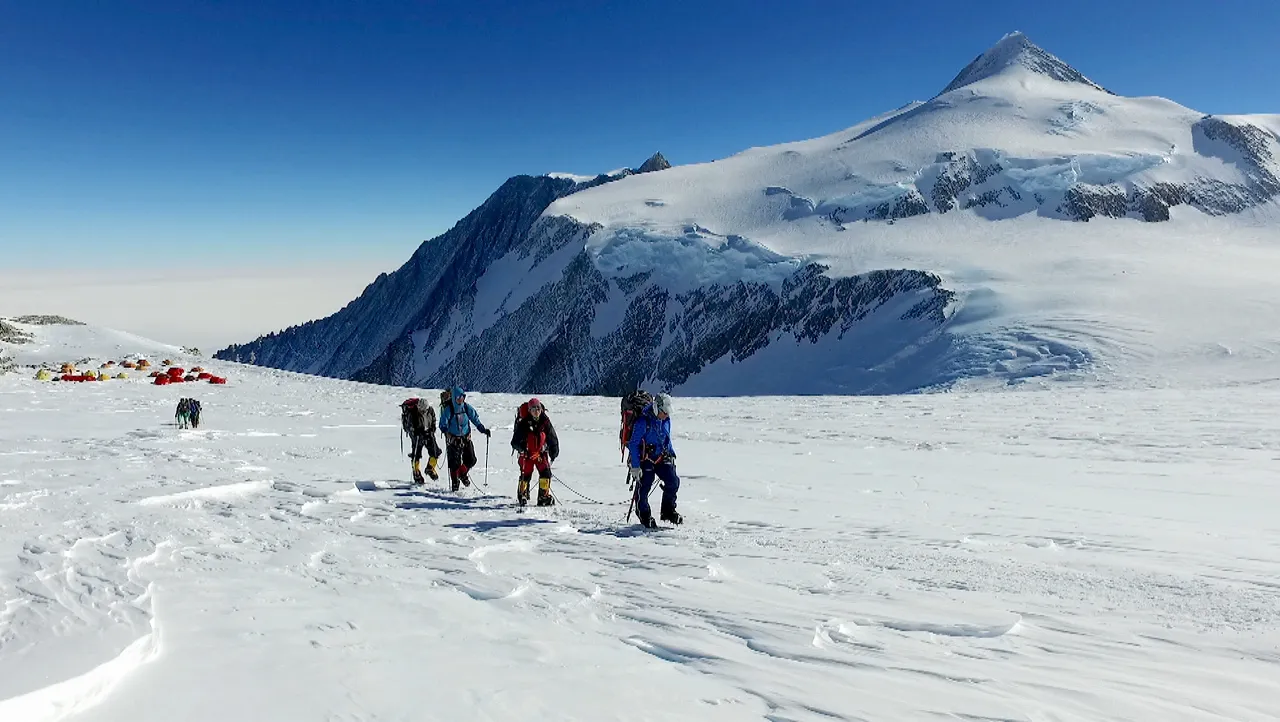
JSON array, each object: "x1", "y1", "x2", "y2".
[
  {"x1": 439, "y1": 386, "x2": 490, "y2": 438},
  {"x1": 626, "y1": 392, "x2": 681, "y2": 526},
  {"x1": 627, "y1": 404, "x2": 676, "y2": 468}
]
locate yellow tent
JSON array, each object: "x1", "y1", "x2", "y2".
[
  {"x1": 35, "y1": 369, "x2": 52, "y2": 381},
  {"x1": 115, "y1": 372, "x2": 128, "y2": 379}
]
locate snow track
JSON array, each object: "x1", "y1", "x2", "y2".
[{"x1": 1, "y1": 356, "x2": 1279, "y2": 720}]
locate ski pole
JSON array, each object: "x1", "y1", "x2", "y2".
[{"x1": 484, "y1": 434, "x2": 490, "y2": 488}]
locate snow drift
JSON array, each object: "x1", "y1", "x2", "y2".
[
  {"x1": 4, "y1": 320, "x2": 1280, "y2": 720},
  {"x1": 216, "y1": 32, "x2": 1280, "y2": 394}
]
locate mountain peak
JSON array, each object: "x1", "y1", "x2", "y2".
[
  {"x1": 939, "y1": 31, "x2": 1112, "y2": 96},
  {"x1": 636, "y1": 152, "x2": 671, "y2": 174}
]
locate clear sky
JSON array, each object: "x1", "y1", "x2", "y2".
[{"x1": 2, "y1": 0, "x2": 1276, "y2": 271}]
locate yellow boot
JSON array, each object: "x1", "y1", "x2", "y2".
[
  {"x1": 426, "y1": 456, "x2": 440, "y2": 480},
  {"x1": 412, "y1": 459, "x2": 424, "y2": 485},
  {"x1": 537, "y1": 477, "x2": 555, "y2": 507}
]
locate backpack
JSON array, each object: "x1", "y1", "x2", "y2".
[
  {"x1": 400, "y1": 397, "x2": 434, "y2": 436},
  {"x1": 619, "y1": 389, "x2": 653, "y2": 462},
  {"x1": 514, "y1": 400, "x2": 548, "y2": 422}
]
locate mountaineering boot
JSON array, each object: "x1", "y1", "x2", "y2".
[
  {"x1": 639, "y1": 514, "x2": 658, "y2": 529},
  {"x1": 517, "y1": 478, "x2": 530, "y2": 508},
  {"x1": 412, "y1": 459, "x2": 425, "y2": 485},
  {"x1": 537, "y1": 489, "x2": 554, "y2": 507},
  {"x1": 426, "y1": 456, "x2": 439, "y2": 480},
  {"x1": 661, "y1": 509, "x2": 683, "y2": 525},
  {"x1": 451, "y1": 475, "x2": 460, "y2": 492}
]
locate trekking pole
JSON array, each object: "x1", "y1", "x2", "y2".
[
  {"x1": 625, "y1": 470, "x2": 637, "y2": 521},
  {"x1": 484, "y1": 435, "x2": 490, "y2": 488}
]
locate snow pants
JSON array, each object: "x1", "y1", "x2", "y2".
[
  {"x1": 635, "y1": 460, "x2": 679, "y2": 520},
  {"x1": 445, "y1": 435, "x2": 478, "y2": 487},
  {"x1": 409, "y1": 430, "x2": 442, "y2": 464},
  {"x1": 518, "y1": 453, "x2": 551, "y2": 481},
  {"x1": 518, "y1": 453, "x2": 552, "y2": 501}
]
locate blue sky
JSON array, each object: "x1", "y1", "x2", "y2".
[{"x1": 2, "y1": 0, "x2": 1275, "y2": 269}]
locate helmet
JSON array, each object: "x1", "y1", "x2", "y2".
[{"x1": 653, "y1": 393, "x2": 672, "y2": 416}]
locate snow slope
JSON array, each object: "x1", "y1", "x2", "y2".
[
  {"x1": 0, "y1": 317, "x2": 185, "y2": 368},
  {"x1": 4, "y1": 323, "x2": 1280, "y2": 720},
  {"x1": 217, "y1": 32, "x2": 1280, "y2": 396}
]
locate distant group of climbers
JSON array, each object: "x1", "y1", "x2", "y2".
[
  {"x1": 175, "y1": 397, "x2": 202, "y2": 429},
  {"x1": 399, "y1": 387, "x2": 681, "y2": 528}
]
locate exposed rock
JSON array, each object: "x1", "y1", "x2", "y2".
[
  {"x1": 0, "y1": 320, "x2": 34, "y2": 344},
  {"x1": 11, "y1": 315, "x2": 84, "y2": 326},
  {"x1": 636, "y1": 152, "x2": 671, "y2": 174}
]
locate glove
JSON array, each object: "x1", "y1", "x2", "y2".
[
  {"x1": 484, "y1": 428, "x2": 491, "y2": 437},
  {"x1": 627, "y1": 467, "x2": 642, "y2": 485}
]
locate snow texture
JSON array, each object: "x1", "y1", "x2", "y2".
[{"x1": 3, "y1": 322, "x2": 1280, "y2": 720}]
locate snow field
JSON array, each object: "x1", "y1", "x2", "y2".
[{"x1": 2, "y1": 354, "x2": 1279, "y2": 720}]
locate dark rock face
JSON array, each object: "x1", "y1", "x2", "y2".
[
  {"x1": 368, "y1": 213, "x2": 954, "y2": 395},
  {"x1": 216, "y1": 173, "x2": 591, "y2": 378},
  {"x1": 636, "y1": 152, "x2": 671, "y2": 174},
  {"x1": 0, "y1": 320, "x2": 34, "y2": 345},
  {"x1": 931, "y1": 155, "x2": 1005, "y2": 213},
  {"x1": 1193, "y1": 116, "x2": 1280, "y2": 202},
  {"x1": 9, "y1": 315, "x2": 84, "y2": 326}
]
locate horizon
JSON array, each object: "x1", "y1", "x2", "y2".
[{"x1": 2, "y1": 1, "x2": 1276, "y2": 350}]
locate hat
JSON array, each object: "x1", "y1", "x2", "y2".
[{"x1": 528, "y1": 397, "x2": 543, "y2": 410}]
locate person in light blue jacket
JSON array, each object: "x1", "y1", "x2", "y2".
[
  {"x1": 626, "y1": 393, "x2": 682, "y2": 527},
  {"x1": 438, "y1": 386, "x2": 490, "y2": 491}
]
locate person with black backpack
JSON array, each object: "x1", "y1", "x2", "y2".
[
  {"x1": 438, "y1": 386, "x2": 491, "y2": 491},
  {"x1": 623, "y1": 392, "x2": 683, "y2": 528},
  {"x1": 510, "y1": 398, "x2": 559, "y2": 507},
  {"x1": 400, "y1": 397, "x2": 441, "y2": 485}
]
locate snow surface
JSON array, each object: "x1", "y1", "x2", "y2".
[{"x1": 2, "y1": 323, "x2": 1279, "y2": 720}]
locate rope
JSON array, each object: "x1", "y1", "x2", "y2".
[{"x1": 551, "y1": 472, "x2": 626, "y2": 506}]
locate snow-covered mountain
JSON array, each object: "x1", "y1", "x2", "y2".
[{"x1": 216, "y1": 32, "x2": 1280, "y2": 394}]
